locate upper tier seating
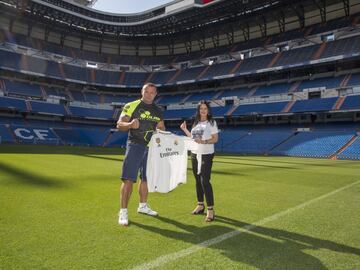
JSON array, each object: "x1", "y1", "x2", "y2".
[
  {"x1": 1, "y1": 14, "x2": 355, "y2": 66},
  {"x1": 4, "y1": 80, "x2": 42, "y2": 97},
  {"x1": 1, "y1": 32, "x2": 360, "y2": 87}
]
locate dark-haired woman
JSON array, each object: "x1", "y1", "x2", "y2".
[{"x1": 180, "y1": 100, "x2": 219, "y2": 222}]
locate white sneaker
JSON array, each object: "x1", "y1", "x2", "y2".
[
  {"x1": 118, "y1": 209, "x2": 128, "y2": 226},
  {"x1": 137, "y1": 204, "x2": 158, "y2": 216}
]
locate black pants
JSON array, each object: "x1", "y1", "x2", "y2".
[{"x1": 191, "y1": 153, "x2": 214, "y2": 207}]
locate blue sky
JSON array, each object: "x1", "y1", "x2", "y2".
[{"x1": 92, "y1": 0, "x2": 174, "y2": 14}]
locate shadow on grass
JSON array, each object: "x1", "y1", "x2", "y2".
[
  {"x1": 132, "y1": 215, "x2": 360, "y2": 269},
  {"x1": 0, "y1": 161, "x2": 68, "y2": 188},
  {"x1": 217, "y1": 155, "x2": 359, "y2": 168},
  {"x1": 215, "y1": 160, "x2": 297, "y2": 170},
  {"x1": 77, "y1": 154, "x2": 123, "y2": 162},
  {"x1": 211, "y1": 169, "x2": 246, "y2": 176}
]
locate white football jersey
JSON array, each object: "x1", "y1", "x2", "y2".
[{"x1": 146, "y1": 131, "x2": 198, "y2": 193}]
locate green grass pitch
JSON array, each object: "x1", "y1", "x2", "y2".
[{"x1": 0, "y1": 144, "x2": 359, "y2": 270}]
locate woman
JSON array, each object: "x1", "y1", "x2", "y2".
[{"x1": 180, "y1": 100, "x2": 219, "y2": 222}]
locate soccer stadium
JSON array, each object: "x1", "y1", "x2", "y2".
[{"x1": 0, "y1": 0, "x2": 359, "y2": 269}]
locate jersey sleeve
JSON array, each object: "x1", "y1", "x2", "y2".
[
  {"x1": 182, "y1": 136, "x2": 198, "y2": 151},
  {"x1": 120, "y1": 100, "x2": 141, "y2": 117},
  {"x1": 120, "y1": 102, "x2": 131, "y2": 117}
]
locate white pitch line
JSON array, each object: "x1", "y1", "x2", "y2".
[{"x1": 131, "y1": 180, "x2": 360, "y2": 270}]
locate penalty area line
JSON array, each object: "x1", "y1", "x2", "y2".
[{"x1": 130, "y1": 180, "x2": 360, "y2": 270}]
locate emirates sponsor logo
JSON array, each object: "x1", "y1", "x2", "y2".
[{"x1": 160, "y1": 147, "x2": 179, "y2": 158}]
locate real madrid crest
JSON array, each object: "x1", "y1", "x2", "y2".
[{"x1": 156, "y1": 137, "x2": 161, "y2": 147}]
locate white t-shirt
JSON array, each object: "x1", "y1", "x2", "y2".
[
  {"x1": 191, "y1": 120, "x2": 219, "y2": 155},
  {"x1": 146, "y1": 131, "x2": 198, "y2": 193}
]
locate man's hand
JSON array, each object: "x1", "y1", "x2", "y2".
[
  {"x1": 129, "y1": 119, "x2": 140, "y2": 129},
  {"x1": 116, "y1": 115, "x2": 139, "y2": 131}
]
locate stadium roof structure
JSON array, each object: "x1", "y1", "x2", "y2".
[
  {"x1": 71, "y1": 0, "x2": 97, "y2": 7},
  {"x1": 0, "y1": 0, "x2": 353, "y2": 53}
]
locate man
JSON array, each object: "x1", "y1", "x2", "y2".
[{"x1": 116, "y1": 83, "x2": 165, "y2": 226}]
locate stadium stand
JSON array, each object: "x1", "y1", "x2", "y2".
[
  {"x1": 0, "y1": 0, "x2": 359, "y2": 160},
  {"x1": 0, "y1": 124, "x2": 15, "y2": 143},
  {"x1": 270, "y1": 131, "x2": 356, "y2": 158},
  {"x1": 232, "y1": 102, "x2": 288, "y2": 116},
  {"x1": 340, "y1": 95, "x2": 360, "y2": 110},
  {"x1": 222, "y1": 129, "x2": 294, "y2": 155},
  {"x1": 0, "y1": 96, "x2": 28, "y2": 112},
  {"x1": 29, "y1": 101, "x2": 67, "y2": 116},
  {"x1": 68, "y1": 106, "x2": 114, "y2": 119},
  {"x1": 289, "y1": 98, "x2": 338, "y2": 113},
  {"x1": 337, "y1": 136, "x2": 360, "y2": 160}
]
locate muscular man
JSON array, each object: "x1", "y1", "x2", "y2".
[{"x1": 116, "y1": 83, "x2": 165, "y2": 226}]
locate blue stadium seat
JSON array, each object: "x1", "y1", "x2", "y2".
[
  {"x1": 290, "y1": 97, "x2": 337, "y2": 113},
  {"x1": 275, "y1": 45, "x2": 319, "y2": 67},
  {"x1": 337, "y1": 137, "x2": 360, "y2": 160},
  {"x1": 297, "y1": 77, "x2": 343, "y2": 91},
  {"x1": 0, "y1": 96, "x2": 27, "y2": 111},
  {"x1": 222, "y1": 129, "x2": 294, "y2": 154},
  {"x1": 84, "y1": 92, "x2": 100, "y2": 103},
  {"x1": 70, "y1": 91, "x2": 86, "y2": 102},
  {"x1": 0, "y1": 124, "x2": 15, "y2": 143},
  {"x1": 151, "y1": 70, "x2": 177, "y2": 85},
  {"x1": 157, "y1": 93, "x2": 188, "y2": 105},
  {"x1": 270, "y1": 131, "x2": 354, "y2": 158},
  {"x1": 200, "y1": 61, "x2": 238, "y2": 80},
  {"x1": 175, "y1": 66, "x2": 206, "y2": 82},
  {"x1": 163, "y1": 108, "x2": 196, "y2": 120},
  {"x1": 186, "y1": 91, "x2": 217, "y2": 103},
  {"x1": 321, "y1": 36, "x2": 360, "y2": 59},
  {"x1": 254, "y1": 83, "x2": 290, "y2": 96},
  {"x1": 232, "y1": 101, "x2": 288, "y2": 116},
  {"x1": 4, "y1": 80, "x2": 42, "y2": 97},
  {"x1": 218, "y1": 87, "x2": 251, "y2": 99},
  {"x1": 340, "y1": 95, "x2": 360, "y2": 110},
  {"x1": 103, "y1": 94, "x2": 137, "y2": 104},
  {"x1": 29, "y1": 101, "x2": 67, "y2": 115},
  {"x1": 106, "y1": 131, "x2": 128, "y2": 147},
  {"x1": 69, "y1": 106, "x2": 114, "y2": 119},
  {"x1": 51, "y1": 127, "x2": 110, "y2": 146},
  {"x1": 236, "y1": 54, "x2": 274, "y2": 75},
  {"x1": 347, "y1": 73, "x2": 360, "y2": 87},
  {"x1": 123, "y1": 72, "x2": 148, "y2": 87},
  {"x1": 211, "y1": 105, "x2": 232, "y2": 117}
]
